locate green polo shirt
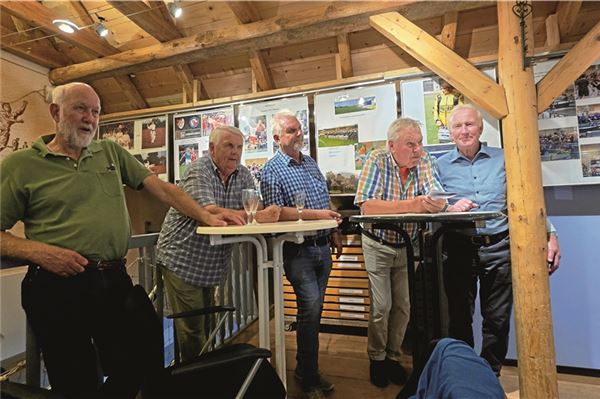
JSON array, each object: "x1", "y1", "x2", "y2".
[{"x1": 1, "y1": 134, "x2": 152, "y2": 260}]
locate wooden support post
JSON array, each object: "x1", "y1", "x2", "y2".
[{"x1": 497, "y1": 3, "x2": 559, "y2": 398}]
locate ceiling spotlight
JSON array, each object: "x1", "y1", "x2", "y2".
[
  {"x1": 95, "y1": 16, "x2": 109, "y2": 38},
  {"x1": 169, "y1": 1, "x2": 183, "y2": 18},
  {"x1": 52, "y1": 19, "x2": 80, "y2": 34}
]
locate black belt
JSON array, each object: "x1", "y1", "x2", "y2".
[
  {"x1": 461, "y1": 230, "x2": 509, "y2": 247},
  {"x1": 294, "y1": 236, "x2": 330, "y2": 247},
  {"x1": 361, "y1": 228, "x2": 405, "y2": 249},
  {"x1": 85, "y1": 258, "x2": 126, "y2": 270}
]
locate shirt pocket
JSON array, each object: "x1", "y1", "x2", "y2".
[{"x1": 96, "y1": 170, "x2": 122, "y2": 197}]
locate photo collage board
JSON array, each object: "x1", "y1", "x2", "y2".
[
  {"x1": 400, "y1": 68, "x2": 502, "y2": 159},
  {"x1": 535, "y1": 59, "x2": 600, "y2": 186},
  {"x1": 98, "y1": 114, "x2": 169, "y2": 181},
  {"x1": 172, "y1": 106, "x2": 234, "y2": 182},
  {"x1": 238, "y1": 96, "x2": 310, "y2": 187},
  {"x1": 314, "y1": 83, "x2": 397, "y2": 194}
]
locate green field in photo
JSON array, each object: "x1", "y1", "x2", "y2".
[
  {"x1": 335, "y1": 105, "x2": 365, "y2": 114},
  {"x1": 424, "y1": 93, "x2": 438, "y2": 144},
  {"x1": 319, "y1": 136, "x2": 356, "y2": 147}
]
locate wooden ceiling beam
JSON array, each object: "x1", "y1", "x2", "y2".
[
  {"x1": 173, "y1": 64, "x2": 195, "y2": 101},
  {"x1": 336, "y1": 34, "x2": 353, "y2": 78},
  {"x1": 537, "y1": 18, "x2": 600, "y2": 113},
  {"x1": 48, "y1": 1, "x2": 491, "y2": 84},
  {"x1": 227, "y1": 1, "x2": 261, "y2": 24},
  {"x1": 557, "y1": 1, "x2": 582, "y2": 38},
  {"x1": 544, "y1": 13, "x2": 560, "y2": 49},
  {"x1": 0, "y1": 23, "x2": 69, "y2": 68},
  {"x1": 107, "y1": 1, "x2": 182, "y2": 42},
  {"x1": 439, "y1": 11, "x2": 458, "y2": 49},
  {"x1": 249, "y1": 50, "x2": 274, "y2": 91},
  {"x1": 0, "y1": 1, "x2": 118, "y2": 57},
  {"x1": 369, "y1": 11, "x2": 508, "y2": 119},
  {"x1": 113, "y1": 75, "x2": 148, "y2": 109}
]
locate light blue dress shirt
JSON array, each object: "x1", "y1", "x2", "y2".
[{"x1": 436, "y1": 144, "x2": 508, "y2": 235}]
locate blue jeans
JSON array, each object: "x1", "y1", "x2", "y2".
[{"x1": 283, "y1": 242, "x2": 332, "y2": 388}]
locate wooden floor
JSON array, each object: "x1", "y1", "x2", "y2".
[{"x1": 280, "y1": 331, "x2": 600, "y2": 399}]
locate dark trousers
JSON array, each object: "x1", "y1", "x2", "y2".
[
  {"x1": 21, "y1": 265, "x2": 142, "y2": 399},
  {"x1": 442, "y1": 233, "x2": 512, "y2": 374},
  {"x1": 283, "y1": 243, "x2": 332, "y2": 388}
]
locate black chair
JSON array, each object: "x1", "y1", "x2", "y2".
[{"x1": 124, "y1": 285, "x2": 286, "y2": 399}]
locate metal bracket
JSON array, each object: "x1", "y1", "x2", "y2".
[{"x1": 512, "y1": 1, "x2": 533, "y2": 70}]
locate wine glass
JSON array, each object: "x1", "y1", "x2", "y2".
[
  {"x1": 242, "y1": 189, "x2": 256, "y2": 224},
  {"x1": 250, "y1": 189, "x2": 260, "y2": 225},
  {"x1": 293, "y1": 191, "x2": 306, "y2": 223}
]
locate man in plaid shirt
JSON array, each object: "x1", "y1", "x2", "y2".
[
  {"x1": 157, "y1": 126, "x2": 280, "y2": 362},
  {"x1": 261, "y1": 110, "x2": 342, "y2": 399},
  {"x1": 354, "y1": 118, "x2": 445, "y2": 388}
]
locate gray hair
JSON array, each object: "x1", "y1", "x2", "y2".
[
  {"x1": 209, "y1": 125, "x2": 244, "y2": 144},
  {"x1": 387, "y1": 117, "x2": 422, "y2": 142},
  {"x1": 448, "y1": 104, "x2": 483, "y2": 129},
  {"x1": 51, "y1": 82, "x2": 95, "y2": 105},
  {"x1": 271, "y1": 109, "x2": 297, "y2": 137}
]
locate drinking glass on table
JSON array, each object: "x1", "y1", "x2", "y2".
[
  {"x1": 294, "y1": 191, "x2": 306, "y2": 223},
  {"x1": 242, "y1": 189, "x2": 257, "y2": 224},
  {"x1": 250, "y1": 189, "x2": 260, "y2": 224}
]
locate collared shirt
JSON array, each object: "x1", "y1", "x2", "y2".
[
  {"x1": 436, "y1": 144, "x2": 507, "y2": 235},
  {"x1": 354, "y1": 148, "x2": 444, "y2": 243},
  {"x1": 157, "y1": 155, "x2": 254, "y2": 287},
  {"x1": 260, "y1": 150, "x2": 331, "y2": 239},
  {"x1": 0, "y1": 134, "x2": 151, "y2": 260}
]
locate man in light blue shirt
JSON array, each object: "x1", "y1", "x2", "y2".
[{"x1": 436, "y1": 104, "x2": 561, "y2": 375}]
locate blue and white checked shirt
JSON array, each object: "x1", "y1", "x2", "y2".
[
  {"x1": 260, "y1": 150, "x2": 332, "y2": 239},
  {"x1": 157, "y1": 155, "x2": 255, "y2": 287}
]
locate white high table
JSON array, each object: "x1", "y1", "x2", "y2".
[{"x1": 196, "y1": 219, "x2": 337, "y2": 386}]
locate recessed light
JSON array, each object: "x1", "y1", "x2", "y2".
[{"x1": 52, "y1": 19, "x2": 80, "y2": 34}]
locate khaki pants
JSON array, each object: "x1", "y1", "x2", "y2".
[
  {"x1": 161, "y1": 265, "x2": 215, "y2": 363},
  {"x1": 362, "y1": 234, "x2": 410, "y2": 362}
]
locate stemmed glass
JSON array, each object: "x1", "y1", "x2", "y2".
[
  {"x1": 250, "y1": 189, "x2": 260, "y2": 225},
  {"x1": 242, "y1": 189, "x2": 258, "y2": 224},
  {"x1": 294, "y1": 191, "x2": 306, "y2": 223}
]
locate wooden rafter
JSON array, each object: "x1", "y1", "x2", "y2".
[
  {"x1": 227, "y1": 1, "x2": 273, "y2": 91},
  {"x1": 0, "y1": 1, "x2": 118, "y2": 57},
  {"x1": 439, "y1": 11, "x2": 458, "y2": 49},
  {"x1": 48, "y1": 1, "x2": 490, "y2": 84},
  {"x1": 369, "y1": 12, "x2": 508, "y2": 119},
  {"x1": 113, "y1": 75, "x2": 148, "y2": 109},
  {"x1": 336, "y1": 34, "x2": 353, "y2": 79},
  {"x1": 544, "y1": 13, "x2": 560, "y2": 49},
  {"x1": 173, "y1": 64, "x2": 195, "y2": 102},
  {"x1": 537, "y1": 18, "x2": 600, "y2": 113},
  {"x1": 557, "y1": 1, "x2": 582, "y2": 38}
]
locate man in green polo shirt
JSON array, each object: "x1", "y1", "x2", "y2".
[{"x1": 0, "y1": 82, "x2": 243, "y2": 399}]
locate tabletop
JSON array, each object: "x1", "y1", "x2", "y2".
[
  {"x1": 196, "y1": 219, "x2": 338, "y2": 236},
  {"x1": 350, "y1": 211, "x2": 504, "y2": 224}
]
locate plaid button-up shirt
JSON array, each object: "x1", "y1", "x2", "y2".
[
  {"x1": 157, "y1": 155, "x2": 255, "y2": 287},
  {"x1": 354, "y1": 149, "x2": 443, "y2": 243},
  {"x1": 260, "y1": 151, "x2": 332, "y2": 239}
]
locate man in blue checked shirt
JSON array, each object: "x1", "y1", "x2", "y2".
[
  {"x1": 260, "y1": 110, "x2": 342, "y2": 399},
  {"x1": 436, "y1": 104, "x2": 561, "y2": 376},
  {"x1": 354, "y1": 118, "x2": 446, "y2": 389},
  {"x1": 157, "y1": 125, "x2": 281, "y2": 363}
]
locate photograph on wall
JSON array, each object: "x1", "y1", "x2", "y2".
[
  {"x1": 581, "y1": 144, "x2": 600, "y2": 177},
  {"x1": 244, "y1": 157, "x2": 268, "y2": 188},
  {"x1": 535, "y1": 58, "x2": 600, "y2": 185},
  {"x1": 355, "y1": 140, "x2": 386, "y2": 171},
  {"x1": 401, "y1": 68, "x2": 501, "y2": 149},
  {"x1": 99, "y1": 121, "x2": 134, "y2": 150},
  {"x1": 318, "y1": 124, "x2": 359, "y2": 148},
  {"x1": 134, "y1": 150, "x2": 167, "y2": 179},
  {"x1": 238, "y1": 96, "x2": 309, "y2": 165},
  {"x1": 141, "y1": 116, "x2": 166, "y2": 149},
  {"x1": 314, "y1": 83, "x2": 397, "y2": 192},
  {"x1": 201, "y1": 108, "x2": 235, "y2": 137},
  {"x1": 177, "y1": 142, "x2": 200, "y2": 179}
]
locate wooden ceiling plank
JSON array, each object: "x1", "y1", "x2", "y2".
[
  {"x1": 0, "y1": 2, "x2": 118, "y2": 57},
  {"x1": 544, "y1": 13, "x2": 560, "y2": 49},
  {"x1": 48, "y1": 1, "x2": 491, "y2": 84},
  {"x1": 557, "y1": 1, "x2": 582, "y2": 38},
  {"x1": 440, "y1": 11, "x2": 458, "y2": 49},
  {"x1": 173, "y1": 64, "x2": 195, "y2": 101},
  {"x1": 337, "y1": 34, "x2": 353, "y2": 78},
  {"x1": 113, "y1": 75, "x2": 149, "y2": 109},
  {"x1": 369, "y1": 12, "x2": 507, "y2": 119},
  {"x1": 248, "y1": 50, "x2": 274, "y2": 91},
  {"x1": 1, "y1": 22, "x2": 70, "y2": 68},
  {"x1": 227, "y1": 1, "x2": 261, "y2": 24},
  {"x1": 537, "y1": 18, "x2": 600, "y2": 113},
  {"x1": 69, "y1": 1, "x2": 94, "y2": 26},
  {"x1": 107, "y1": 1, "x2": 182, "y2": 42}
]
